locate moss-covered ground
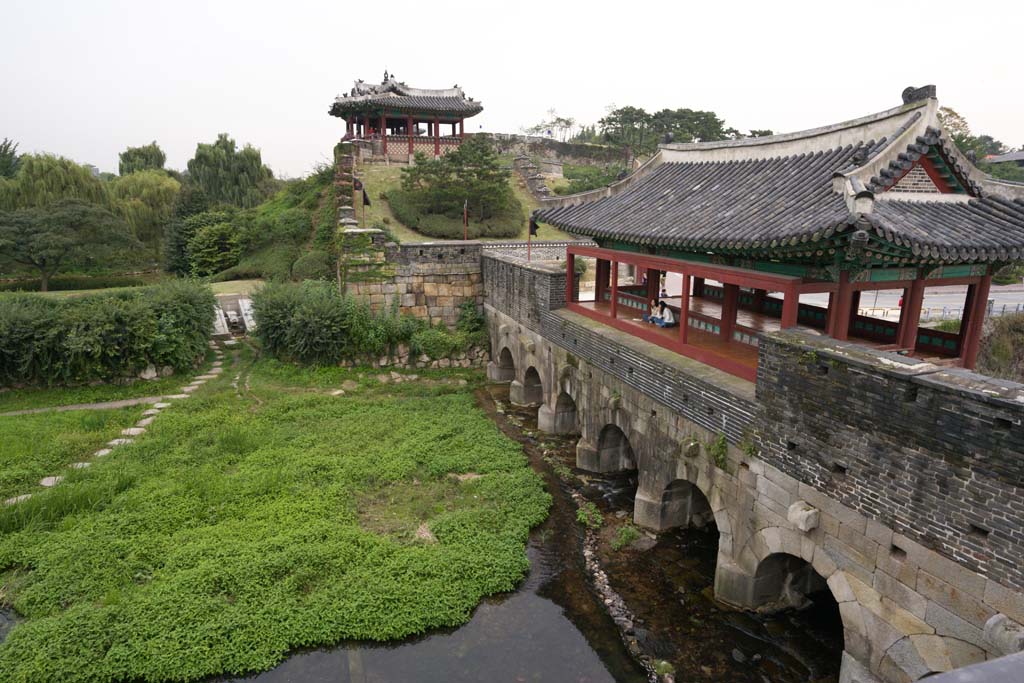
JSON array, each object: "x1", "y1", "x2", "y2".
[{"x1": 0, "y1": 350, "x2": 549, "y2": 682}]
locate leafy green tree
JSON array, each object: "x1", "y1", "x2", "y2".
[
  {"x1": 118, "y1": 141, "x2": 166, "y2": 176},
  {"x1": 0, "y1": 138, "x2": 20, "y2": 178},
  {"x1": 0, "y1": 199, "x2": 136, "y2": 291},
  {"x1": 749, "y1": 129, "x2": 775, "y2": 138},
  {"x1": 399, "y1": 137, "x2": 511, "y2": 221},
  {"x1": 187, "y1": 220, "x2": 241, "y2": 276},
  {"x1": 110, "y1": 170, "x2": 180, "y2": 260},
  {"x1": 0, "y1": 154, "x2": 111, "y2": 211},
  {"x1": 186, "y1": 134, "x2": 274, "y2": 208}
]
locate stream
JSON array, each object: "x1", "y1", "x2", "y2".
[{"x1": 227, "y1": 382, "x2": 843, "y2": 682}]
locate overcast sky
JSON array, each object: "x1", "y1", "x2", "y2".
[{"x1": 4, "y1": 0, "x2": 1022, "y2": 178}]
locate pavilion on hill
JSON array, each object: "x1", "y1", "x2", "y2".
[
  {"x1": 329, "y1": 71, "x2": 483, "y2": 163},
  {"x1": 534, "y1": 85, "x2": 1024, "y2": 382}
]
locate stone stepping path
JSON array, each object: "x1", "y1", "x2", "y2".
[{"x1": 3, "y1": 341, "x2": 230, "y2": 506}]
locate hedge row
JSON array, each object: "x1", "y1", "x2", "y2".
[
  {"x1": 0, "y1": 281, "x2": 215, "y2": 386},
  {"x1": 387, "y1": 189, "x2": 523, "y2": 240},
  {"x1": 252, "y1": 281, "x2": 486, "y2": 365}
]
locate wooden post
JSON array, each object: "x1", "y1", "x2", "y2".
[
  {"x1": 565, "y1": 252, "x2": 575, "y2": 305},
  {"x1": 380, "y1": 115, "x2": 387, "y2": 154},
  {"x1": 610, "y1": 261, "x2": 619, "y2": 320},
  {"x1": 897, "y1": 277, "x2": 925, "y2": 349},
  {"x1": 434, "y1": 116, "x2": 440, "y2": 157},
  {"x1": 693, "y1": 277, "x2": 705, "y2": 298},
  {"x1": 752, "y1": 288, "x2": 766, "y2": 314},
  {"x1": 961, "y1": 274, "x2": 992, "y2": 369},
  {"x1": 781, "y1": 285, "x2": 799, "y2": 329},
  {"x1": 646, "y1": 267, "x2": 659, "y2": 304},
  {"x1": 831, "y1": 271, "x2": 853, "y2": 340},
  {"x1": 407, "y1": 115, "x2": 414, "y2": 155},
  {"x1": 459, "y1": 119, "x2": 464, "y2": 139},
  {"x1": 721, "y1": 283, "x2": 739, "y2": 340},
  {"x1": 679, "y1": 274, "x2": 690, "y2": 345},
  {"x1": 595, "y1": 259, "x2": 609, "y2": 304}
]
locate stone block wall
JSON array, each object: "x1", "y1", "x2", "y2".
[
  {"x1": 348, "y1": 241, "x2": 483, "y2": 327},
  {"x1": 756, "y1": 332, "x2": 1024, "y2": 593}
]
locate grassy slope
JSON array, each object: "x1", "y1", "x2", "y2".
[
  {"x1": 358, "y1": 163, "x2": 571, "y2": 243},
  {"x1": 0, "y1": 407, "x2": 144, "y2": 500},
  {"x1": 0, "y1": 356, "x2": 549, "y2": 682}
]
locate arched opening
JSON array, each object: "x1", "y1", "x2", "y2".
[
  {"x1": 595, "y1": 424, "x2": 636, "y2": 471},
  {"x1": 751, "y1": 552, "x2": 844, "y2": 678},
  {"x1": 522, "y1": 367, "x2": 543, "y2": 405},
  {"x1": 489, "y1": 346, "x2": 516, "y2": 382},
  {"x1": 656, "y1": 479, "x2": 715, "y2": 531},
  {"x1": 552, "y1": 391, "x2": 578, "y2": 433}
]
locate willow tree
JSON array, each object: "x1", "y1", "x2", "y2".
[
  {"x1": 186, "y1": 134, "x2": 273, "y2": 208},
  {"x1": 0, "y1": 138, "x2": 20, "y2": 178},
  {"x1": 0, "y1": 154, "x2": 111, "y2": 211},
  {"x1": 110, "y1": 170, "x2": 180, "y2": 260},
  {"x1": 118, "y1": 141, "x2": 166, "y2": 176}
]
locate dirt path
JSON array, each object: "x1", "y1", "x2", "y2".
[{"x1": 0, "y1": 396, "x2": 164, "y2": 417}]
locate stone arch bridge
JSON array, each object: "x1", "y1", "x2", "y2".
[{"x1": 482, "y1": 250, "x2": 1024, "y2": 683}]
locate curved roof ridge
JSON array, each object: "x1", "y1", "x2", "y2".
[{"x1": 659, "y1": 100, "x2": 930, "y2": 157}]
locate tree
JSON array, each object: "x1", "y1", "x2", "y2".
[
  {"x1": 749, "y1": 129, "x2": 775, "y2": 138},
  {"x1": 0, "y1": 138, "x2": 20, "y2": 178},
  {"x1": 399, "y1": 137, "x2": 512, "y2": 221},
  {"x1": 187, "y1": 221, "x2": 241, "y2": 276},
  {"x1": 110, "y1": 170, "x2": 180, "y2": 261},
  {"x1": 0, "y1": 154, "x2": 111, "y2": 211},
  {"x1": 186, "y1": 134, "x2": 274, "y2": 208},
  {"x1": 0, "y1": 199, "x2": 136, "y2": 291},
  {"x1": 524, "y1": 109, "x2": 577, "y2": 141},
  {"x1": 118, "y1": 141, "x2": 166, "y2": 176}
]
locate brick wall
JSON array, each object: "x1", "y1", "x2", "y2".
[
  {"x1": 889, "y1": 164, "x2": 940, "y2": 193},
  {"x1": 756, "y1": 332, "x2": 1024, "y2": 591}
]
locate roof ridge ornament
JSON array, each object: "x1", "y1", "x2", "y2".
[{"x1": 902, "y1": 85, "x2": 937, "y2": 104}]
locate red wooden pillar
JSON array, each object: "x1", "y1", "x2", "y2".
[
  {"x1": 459, "y1": 119, "x2": 464, "y2": 139},
  {"x1": 345, "y1": 117, "x2": 352, "y2": 136},
  {"x1": 407, "y1": 116, "x2": 414, "y2": 155},
  {"x1": 565, "y1": 252, "x2": 575, "y2": 305},
  {"x1": 721, "y1": 283, "x2": 740, "y2": 340},
  {"x1": 646, "y1": 267, "x2": 659, "y2": 304},
  {"x1": 433, "y1": 116, "x2": 440, "y2": 156},
  {"x1": 679, "y1": 274, "x2": 690, "y2": 345},
  {"x1": 897, "y1": 277, "x2": 925, "y2": 349},
  {"x1": 752, "y1": 288, "x2": 766, "y2": 314},
  {"x1": 610, "y1": 261, "x2": 619, "y2": 319},
  {"x1": 781, "y1": 285, "x2": 799, "y2": 329},
  {"x1": 830, "y1": 271, "x2": 853, "y2": 340},
  {"x1": 380, "y1": 115, "x2": 388, "y2": 154},
  {"x1": 961, "y1": 274, "x2": 992, "y2": 369},
  {"x1": 693, "y1": 277, "x2": 706, "y2": 298},
  {"x1": 594, "y1": 259, "x2": 608, "y2": 304}
]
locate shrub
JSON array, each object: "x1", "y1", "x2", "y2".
[
  {"x1": 575, "y1": 501, "x2": 603, "y2": 529},
  {"x1": 291, "y1": 250, "x2": 333, "y2": 281},
  {"x1": 188, "y1": 222, "x2": 241, "y2": 276},
  {"x1": 0, "y1": 280, "x2": 214, "y2": 386},
  {"x1": 611, "y1": 525, "x2": 641, "y2": 551},
  {"x1": 252, "y1": 282, "x2": 483, "y2": 365}
]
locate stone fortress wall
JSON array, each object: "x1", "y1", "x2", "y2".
[{"x1": 480, "y1": 247, "x2": 1024, "y2": 683}]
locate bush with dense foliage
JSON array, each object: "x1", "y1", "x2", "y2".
[
  {"x1": 253, "y1": 282, "x2": 486, "y2": 364},
  {"x1": 0, "y1": 280, "x2": 214, "y2": 386},
  {"x1": 187, "y1": 221, "x2": 241, "y2": 276},
  {"x1": 118, "y1": 141, "x2": 166, "y2": 176}
]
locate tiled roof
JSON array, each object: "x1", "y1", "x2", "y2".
[
  {"x1": 989, "y1": 150, "x2": 1024, "y2": 164},
  {"x1": 329, "y1": 78, "x2": 483, "y2": 117},
  {"x1": 536, "y1": 97, "x2": 1024, "y2": 265},
  {"x1": 537, "y1": 146, "x2": 856, "y2": 250}
]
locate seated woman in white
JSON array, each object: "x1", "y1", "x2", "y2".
[{"x1": 658, "y1": 302, "x2": 676, "y2": 326}]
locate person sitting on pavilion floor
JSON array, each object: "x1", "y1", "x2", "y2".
[
  {"x1": 644, "y1": 299, "x2": 662, "y2": 324},
  {"x1": 655, "y1": 300, "x2": 677, "y2": 328}
]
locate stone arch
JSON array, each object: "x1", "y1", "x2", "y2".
[
  {"x1": 521, "y1": 366, "x2": 543, "y2": 405},
  {"x1": 591, "y1": 423, "x2": 636, "y2": 471},
  {"x1": 751, "y1": 552, "x2": 831, "y2": 609},
  {"x1": 487, "y1": 346, "x2": 516, "y2": 383},
  {"x1": 540, "y1": 390, "x2": 578, "y2": 434},
  {"x1": 879, "y1": 634, "x2": 986, "y2": 682}
]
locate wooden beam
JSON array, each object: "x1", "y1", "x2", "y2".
[
  {"x1": 961, "y1": 274, "x2": 992, "y2": 369},
  {"x1": 610, "y1": 260, "x2": 619, "y2": 320}
]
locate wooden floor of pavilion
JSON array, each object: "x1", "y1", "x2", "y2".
[{"x1": 576, "y1": 297, "x2": 907, "y2": 373}]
